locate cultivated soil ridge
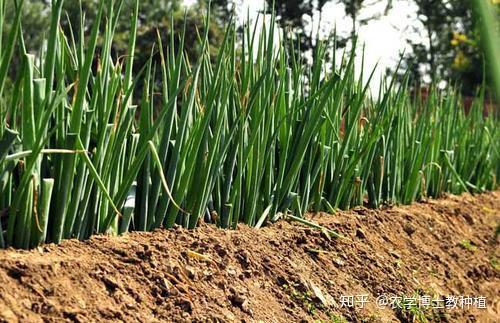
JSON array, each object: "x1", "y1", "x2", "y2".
[{"x1": 0, "y1": 192, "x2": 499, "y2": 322}]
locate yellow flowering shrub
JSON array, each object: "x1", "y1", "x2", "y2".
[
  {"x1": 451, "y1": 31, "x2": 469, "y2": 46},
  {"x1": 452, "y1": 51, "x2": 470, "y2": 70}
]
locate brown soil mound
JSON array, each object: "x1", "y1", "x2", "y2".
[{"x1": 0, "y1": 192, "x2": 499, "y2": 323}]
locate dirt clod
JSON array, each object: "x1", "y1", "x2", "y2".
[
  {"x1": 403, "y1": 223, "x2": 417, "y2": 235},
  {"x1": 356, "y1": 228, "x2": 367, "y2": 239}
]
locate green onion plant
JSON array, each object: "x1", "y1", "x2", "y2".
[{"x1": 0, "y1": 0, "x2": 498, "y2": 248}]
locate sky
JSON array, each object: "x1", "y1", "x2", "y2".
[{"x1": 183, "y1": 0, "x2": 425, "y2": 88}]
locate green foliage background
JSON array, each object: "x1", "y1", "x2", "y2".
[{"x1": 3, "y1": 0, "x2": 499, "y2": 96}]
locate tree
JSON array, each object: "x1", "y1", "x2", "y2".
[
  {"x1": 401, "y1": 0, "x2": 500, "y2": 96},
  {"x1": 265, "y1": 0, "x2": 316, "y2": 51},
  {"x1": 4, "y1": 0, "x2": 226, "y2": 73},
  {"x1": 208, "y1": 0, "x2": 232, "y2": 23},
  {"x1": 343, "y1": 0, "x2": 365, "y2": 38},
  {"x1": 265, "y1": 0, "x2": 390, "y2": 57}
]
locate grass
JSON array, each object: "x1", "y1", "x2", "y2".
[
  {"x1": 490, "y1": 256, "x2": 499, "y2": 270},
  {"x1": 0, "y1": 0, "x2": 499, "y2": 249},
  {"x1": 393, "y1": 292, "x2": 444, "y2": 323},
  {"x1": 459, "y1": 239, "x2": 478, "y2": 252},
  {"x1": 326, "y1": 314, "x2": 349, "y2": 323}
]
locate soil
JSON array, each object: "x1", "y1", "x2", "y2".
[{"x1": 0, "y1": 192, "x2": 499, "y2": 323}]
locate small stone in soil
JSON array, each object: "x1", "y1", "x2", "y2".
[
  {"x1": 403, "y1": 223, "x2": 416, "y2": 235},
  {"x1": 356, "y1": 228, "x2": 366, "y2": 239}
]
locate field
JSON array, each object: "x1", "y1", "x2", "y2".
[
  {"x1": 0, "y1": 0, "x2": 499, "y2": 321},
  {"x1": 1, "y1": 192, "x2": 499, "y2": 321}
]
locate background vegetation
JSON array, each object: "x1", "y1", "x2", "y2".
[
  {"x1": 5, "y1": 0, "x2": 500, "y2": 97},
  {"x1": 0, "y1": 0, "x2": 498, "y2": 249}
]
